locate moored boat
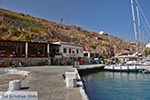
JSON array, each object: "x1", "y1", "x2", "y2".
[
  {"x1": 77, "y1": 64, "x2": 105, "y2": 71},
  {"x1": 104, "y1": 62, "x2": 150, "y2": 73}
]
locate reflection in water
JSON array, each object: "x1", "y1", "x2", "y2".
[{"x1": 82, "y1": 71, "x2": 150, "y2": 100}]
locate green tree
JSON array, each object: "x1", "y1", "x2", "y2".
[
  {"x1": 9, "y1": 25, "x2": 17, "y2": 30},
  {"x1": 148, "y1": 50, "x2": 150, "y2": 55},
  {"x1": 144, "y1": 50, "x2": 148, "y2": 57}
]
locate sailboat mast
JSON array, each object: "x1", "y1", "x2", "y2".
[
  {"x1": 130, "y1": 0, "x2": 138, "y2": 52},
  {"x1": 136, "y1": 6, "x2": 142, "y2": 44}
]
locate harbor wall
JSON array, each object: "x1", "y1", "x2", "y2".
[
  {"x1": 75, "y1": 68, "x2": 89, "y2": 100},
  {"x1": 1, "y1": 57, "x2": 48, "y2": 66}
]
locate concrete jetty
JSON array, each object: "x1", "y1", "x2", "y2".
[
  {"x1": 0, "y1": 66, "x2": 91, "y2": 100},
  {"x1": 18, "y1": 66, "x2": 82, "y2": 100},
  {"x1": 0, "y1": 72, "x2": 24, "y2": 91}
]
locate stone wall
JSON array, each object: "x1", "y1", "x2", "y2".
[{"x1": 1, "y1": 57, "x2": 48, "y2": 66}]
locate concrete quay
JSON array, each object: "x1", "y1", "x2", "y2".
[
  {"x1": 10, "y1": 66, "x2": 83, "y2": 100},
  {"x1": 0, "y1": 73, "x2": 24, "y2": 91}
]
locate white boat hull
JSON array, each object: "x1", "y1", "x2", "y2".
[
  {"x1": 104, "y1": 64, "x2": 150, "y2": 73},
  {"x1": 77, "y1": 64, "x2": 105, "y2": 70}
]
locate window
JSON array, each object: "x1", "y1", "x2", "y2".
[
  {"x1": 90, "y1": 53, "x2": 94, "y2": 58},
  {"x1": 76, "y1": 49, "x2": 79, "y2": 54},
  {"x1": 80, "y1": 49, "x2": 83, "y2": 53},
  {"x1": 52, "y1": 48, "x2": 55, "y2": 53},
  {"x1": 84, "y1": 53, "x2": 88, "y2": 56},
  {"x1": 56, "y1": 49, "x2": 59, "y2": 53},
  {"x1": 28, "y1": 44, "x2": 47, "y2": 57},
  {"x1": 95, "y1": 54, "x2": 99, "y2": 58},
  {"x1": 63, "y1": 48, "x2": 67, "y2": 53},
  {"x1": 0, "y1": 42, "x2": 26, "y2": 58},
  {"x1": 69, "y1": 48, "x2": 71, "y2": 54},
  {"x1": 72, "y1": 49, "x2": 75, "y2": 54}
]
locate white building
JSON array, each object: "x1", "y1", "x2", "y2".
[
  {"x1": 99, "y1": 31, "x2": 104, "y2": 35},
  {"x1": 83, "y1": 51, "x2": 99, "y2": 59},
  {"x1": 52, "y1": 42, "x2": 83, "y2": 58},
  {"x1": 146, "y1": 43, "x2": 150, "y2": 48}
]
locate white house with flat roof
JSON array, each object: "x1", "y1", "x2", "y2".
[
  {"x1": 52, "y1": 42, "x2": 84, "y2": 58},
  {"x1": 83, "y1": 51, "x2": 99, "y2": 59},
  {"x1": 51, "y1": 42, "x2": 84, "y2": 65},
  {"x1": 146, "y1": 43, "x2": 150, "y2": 48}
]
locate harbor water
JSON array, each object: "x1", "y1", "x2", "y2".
[{"x1": 81, "y1": 71, "x2": 150, "y2": 100}]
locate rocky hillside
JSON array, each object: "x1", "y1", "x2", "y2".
[{"x1": 0, "y1": 8, "x2": 137, "y2": 58}]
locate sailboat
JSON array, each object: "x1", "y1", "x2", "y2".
[{"x1": 104, "y1": 0, "x2": 150, "y2": 73}]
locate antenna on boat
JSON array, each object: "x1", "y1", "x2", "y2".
[{"x1": 130, "y1": 0, "x2": 138, "y2": 53}]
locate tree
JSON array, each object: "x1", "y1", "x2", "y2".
[{"x1": 144, "y1": 50, "x2": 148, "y2": 57}]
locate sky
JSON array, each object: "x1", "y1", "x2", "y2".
[{"x1": 0, "y1": 0, "x2": 150, "y2": 42}]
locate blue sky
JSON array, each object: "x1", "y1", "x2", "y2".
[{"x1": 0, "y1": 0, "x2": 150, "y2": 42}]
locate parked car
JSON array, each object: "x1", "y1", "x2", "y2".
[{"x1": 0, "y1": 59, "x2": 5, "y2": 67}]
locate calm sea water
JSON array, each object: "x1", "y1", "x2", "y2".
[{"x1": 82, "y1": 71, "x2": 150, "y2": 100}]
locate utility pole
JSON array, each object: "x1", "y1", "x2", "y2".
[
  {"x1": 49, "y1": 17, "x2": 63, "y2": 25},
  {"x1": 60, "y1": 18, "x2": 63, "y2": 25}
]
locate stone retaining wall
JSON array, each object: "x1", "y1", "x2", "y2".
[{"x1": 1, "y1": 58, "x2": 48, "y2": 66}]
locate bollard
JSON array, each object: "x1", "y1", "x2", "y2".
[
  {"x1": 65, "y1": 72, "x2": 77, "y2": 88},
  {"x1": 66, "y1": 78, "x2": 77, "y2": 88},
  {"x1": 9, "y1": 80, "x2": 21, "y2": 91}
]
